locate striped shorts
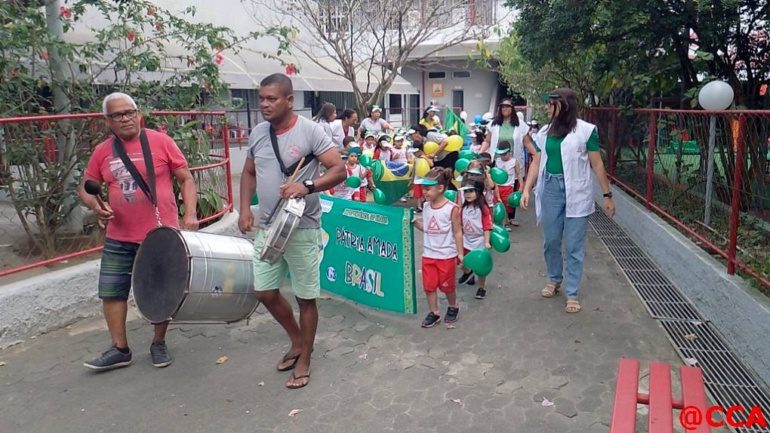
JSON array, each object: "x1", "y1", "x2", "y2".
[{"x1": 98, "y1": 238, "x2": 141, "y2": 300}]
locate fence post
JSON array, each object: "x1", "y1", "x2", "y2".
[
  {"x1": 646, "y1": 111, "x2": 656, "y2": 208},
  {"x1": 727, "y1": 114, "x2": 746, "y2": 275},
  {"x1": 222, "y1": 120, "x2": 234, "y2": 212},
  {"x1": 609, "y1": 108, "x2": 617, "y2": 178}
]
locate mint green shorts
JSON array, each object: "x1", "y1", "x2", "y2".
[{"x1": 253, "y1": 228, "x2": 323, "y2": 299}]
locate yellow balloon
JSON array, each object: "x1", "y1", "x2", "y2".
[
  {"x1": 424, "y1": 141, "x2": 439, "y2": 155},
  {"x1": 415, "y1": 158, "x2": 430, "y2": 177},
  {"x1": 445, "y1": 135, "x2": 463, "y2": 152},
  {"x1": 363, "y1": 149, "x2": 374, "y2": 158}
]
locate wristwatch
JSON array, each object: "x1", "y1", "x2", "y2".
[
  {"x1": 603, "y1": 191, "x2": 613, "y2": 198},
  {"x1": 303, "y1": 179, "x2": 316, "y2": 194}
]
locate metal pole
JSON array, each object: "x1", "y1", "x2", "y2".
[
  {"x1": 222, "y1": 121, "x2": 234, "y2": 213},
  {"x1": 609, "y1": 108, "x2": 617, "y2": 178},
  {"x1": 727, "y1": 114, "x2": 746, "y2": 275},
  {"x1": 704, "y1": 115, "x2": 717, "y2": 226},
  {"x1": 646, "y1": 111, "x2": 656, "y2": 208}
]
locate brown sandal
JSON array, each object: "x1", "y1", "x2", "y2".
[
  {"x1": 565, "y1": 299, "x2": 582, "y2": 313},
  {"x1": 541, "y1": 282, "x2": 560, "y2": 298}
]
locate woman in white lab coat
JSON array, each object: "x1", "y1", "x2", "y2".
[{"x1": 521, "y1": 88, "x2": 615, "y2": 313}]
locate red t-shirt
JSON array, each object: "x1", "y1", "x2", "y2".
[{"x1": 84, "y1": 129, "x2": 188, "y2": 244}]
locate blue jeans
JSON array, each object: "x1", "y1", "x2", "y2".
[{"x1": 540, "y1": 172, "x2": 589, "y2": 299}]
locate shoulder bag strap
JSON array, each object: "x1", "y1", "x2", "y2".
[
  {"x1": 112, "y1": 129, "x2": 161, "y2": 225},
  {"x1": 268, "y1": 124, "x2": 316, "y2": 177}
]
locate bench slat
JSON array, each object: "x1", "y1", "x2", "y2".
[
  {"x1": 649, "y1": 362, "x2": 674, "y2": 433},
  {"x1": 610, "y1": 358, "x2": 640, "y2": 433},
  {"x1": 681, "y1": 366, "x2": 712, "y2": 433}
]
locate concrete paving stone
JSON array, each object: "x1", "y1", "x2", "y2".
[
  {"x1": 553, "y1": 397, "x2": 578, "y2": 418},
  {"x1": 0, "y1": 210, "x2": 690, "y2": 432}
]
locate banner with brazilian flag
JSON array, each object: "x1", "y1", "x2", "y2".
[
  {"x1": 444, "y1": 109, "x2": 470, "y2": 139},
  {"x1": 318, "y1": 195, "x2": 417, "y2": 314}
]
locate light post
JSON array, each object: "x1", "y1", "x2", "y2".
[{"x1": 698, "y1": 80, "x2": 734, "y2": 226}]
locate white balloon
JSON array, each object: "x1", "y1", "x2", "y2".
[{"x1": 698, "y1": 80, "x2": 734, "y2": 111}]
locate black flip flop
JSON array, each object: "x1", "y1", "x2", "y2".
[
  {"x1": 276, "y1": 353, "x2": 300, "y2": 372},
  {"x1": 286, "y1": 371, "x2": 311, "y2": 389}
]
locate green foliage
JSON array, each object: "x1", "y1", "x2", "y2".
[
  {"x1": 501, "y1": 0, "x2": 769, "y2": 108},
  {"x1": 0, "y1": 0, "x2": 291, "y2": 257}
]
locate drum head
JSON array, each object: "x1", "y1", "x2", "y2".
[{"x1": 132, "y1": 227, "x2": 190, "y2": 322}]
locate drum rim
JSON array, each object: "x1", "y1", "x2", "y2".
[{"x1": 132, "y1": 226, "x2": 192, "y2": 322}]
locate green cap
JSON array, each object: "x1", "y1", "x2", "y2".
[{"x1": 414, "y1": 178, "x2": 439, "y2": 186}]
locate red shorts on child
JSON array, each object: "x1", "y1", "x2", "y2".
[
  {"x1": 497, "y1": 185, "x2": 515, "y2": 214},
  {"x1": 422, "y1": 257, "x2": 456, "y2": 294}
]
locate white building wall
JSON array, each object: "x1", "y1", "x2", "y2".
[{"x1": 401, "y1": 60, "x2": 500, "y2": 121}]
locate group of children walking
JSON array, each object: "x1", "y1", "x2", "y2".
[{"x1": 413, "y1": 141, "x2": 523, "y2": 328}]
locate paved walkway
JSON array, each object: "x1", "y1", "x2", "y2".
[{"x1": 0, "y1": 204, "x2": 696, "y2": 433}]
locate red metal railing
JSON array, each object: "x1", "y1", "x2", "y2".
[
  {"x1": 0, "y1": 111, "x2": 233, "y2": 278},
  {"x1": 588, "y1": 107, "x2": 770, "y2": 291}
]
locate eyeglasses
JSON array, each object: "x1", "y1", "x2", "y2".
[{"x1": 106, "y1": 109, "x2": 138, "y2": 121}]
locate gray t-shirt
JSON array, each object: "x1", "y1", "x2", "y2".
[
  {"x1": 247, "y1": 116, "x2": 336, "y2": 228},
  {"x1": 359, "y1": 117, "x2": 387, "y2": 134}
]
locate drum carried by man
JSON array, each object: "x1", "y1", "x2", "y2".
[{"x1": 238, "y1": 73, "x2": 345, "y2": 389}]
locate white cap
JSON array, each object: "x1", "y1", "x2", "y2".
[
  {"x1": 427, "y1": 106, "x2": 440, "y2": 113},
  {"x1": 371, "y1": 105, "x2": 382, "y2": 113},
  {"x1": 460, "y1": 111, "x2": 467, "y2": 120}
]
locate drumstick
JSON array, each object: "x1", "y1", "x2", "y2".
[
  {"x1": 266, "y1": 157, "x2": 307, "y2": 224},
  {"x1": 287, "y1": 157, "x2": 305, "y2": 184}
]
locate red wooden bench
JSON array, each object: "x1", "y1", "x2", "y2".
[{"x1": 610, "y1": 358, "x2": 711, "y2": 433}]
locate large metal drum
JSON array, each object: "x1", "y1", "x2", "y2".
[{"x1": 132, "y1": 227, "x2": 258, "y2": 323}]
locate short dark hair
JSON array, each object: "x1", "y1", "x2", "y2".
[
  {"x1": 497, "y1": 140, "x2": 511, "y2": 152},
  {"x1": 343, "y1": 136, "x2": 355, "y2": 146},
  {"x1": 341, "y1": 108, "x2": 356, "y2": 120},
  {"x1": 260, "y1": 73, "x2": 293, "y2": 96}
]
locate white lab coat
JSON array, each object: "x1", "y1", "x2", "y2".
[{"x1": 533, "y1": 119, "x2": 597, "y2": 225}]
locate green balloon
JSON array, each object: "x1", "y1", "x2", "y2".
[
  {"x1": 346, "y1": 176, "x2": 362, "y2": 188},
  {"x1": 459, "y1": 150, "x2": 476, "y2": 160},
  {"x1": 490, "y1": 167, "x2": 509, "y2": 185},
  {"x1": 463, "y1": 248, "x2": 494, "y2": 277},
  {"x1": 373, "y1": 188, "x2": 387, "y2": 204},
  {"x1": 492, "y1": 202, "x2": 506, "y2": 224},
  {"x1": 455, "y1": 158, "x2": 471, "y2": 173},
  {"x1": 444, "y1": 190, "x2": 457, "y2": 202},
  {"x1": 492, "y1": 224, "x2": 508, "y2": 238},
  {"x1": 490, "y1": 232, "x2": 510, "y2": 253},
  {"x1": 359, "y1": 154, "x2": 373, "y2": 167},
  {"x1": 370, "y1": 160, "x2": 384, "y2": 181},
  {"x1": 508, "y1": 191, "x2": 522, "y2": 208}
]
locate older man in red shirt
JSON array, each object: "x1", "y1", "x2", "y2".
[{"x1": 78, "y1": 92, "x2": 199, "y2": 371}]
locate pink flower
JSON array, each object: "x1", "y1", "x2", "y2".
[
  {"x1": 147, "y1": 6, "x2": 156, "y2": 16},
  {"x1": 59, "y1": 6, "x2": 72, "y2": 20},
  {"x1": 285, "y1": 64, "x2": 297, "y2": 76},
  {"x1": 214, "y1": 52, "x2": 224, "y2": 65},
  {"x1": 39, "y1": 51, "x2": 49, "y2": 60},
  {"x1": 126, "y1": 30, "x2": 136, "y2": 42},
  {"x1": 761, "y1": 84, "x2": 768, "y2": 97}
]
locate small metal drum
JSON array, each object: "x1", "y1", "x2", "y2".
[
  {"x1": 258, "y1": 198, "x2": 306, "y2": 264},
  {"x1": 132, "y1": 227, "x2": 258, "y2": 323}
]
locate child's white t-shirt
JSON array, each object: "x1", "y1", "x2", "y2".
[{"x1": 495, "y1": 157, "x2": 518, "y2": 187}]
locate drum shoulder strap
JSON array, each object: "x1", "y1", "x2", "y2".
[
  {"x1": 269, "y1": 124, "x2": 316, "y2": 177},
  {"x1": 112, "y1": 129, "x2": 156, "y2": 206}
]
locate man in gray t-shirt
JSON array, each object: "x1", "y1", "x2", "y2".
[
  {"x1": 246, "y1": 116, "x2": 335, "y2": 228},
  {"x1": 239, "y1": 73, "x2": 345, "y2": 390}
]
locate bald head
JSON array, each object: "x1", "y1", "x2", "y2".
[{"x1": 260, "y1": 73, "x2": 293, "y2": 97}]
